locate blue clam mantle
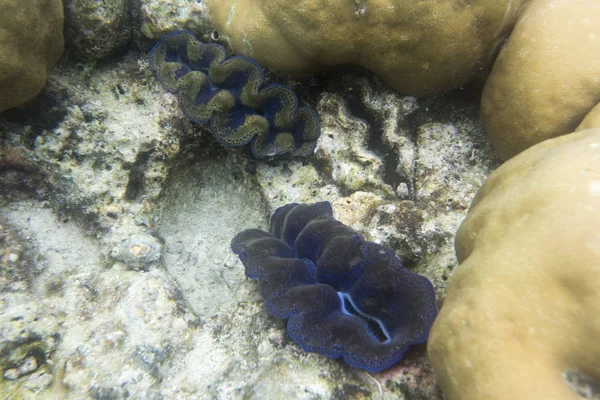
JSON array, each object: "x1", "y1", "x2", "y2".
[
  {"x1": 149, "y1": 31, "x2": 320, "y2": 158},
  {"x1": 231, "y1": 202, "x2": 438, "y2": 372}
]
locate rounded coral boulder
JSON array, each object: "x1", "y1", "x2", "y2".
[
  {"x1": 481, "y1": 0, "x2": 600, "y2": 160},
  {"x1": 576, "y1": 103, "x2": 600, "y2": 132},
  {"x1": 0, "y1": 0, "x2": 64, "y2": 112},
  {"x1": 206, "y1": 0, "x2": 529, "y2": 96},
  {"x1": 428, "y1": 128, "x2": 600, "y2": 400}
]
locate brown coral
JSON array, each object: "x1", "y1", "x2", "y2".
[
  {"x1": 428, "y1": 128, "x2": 600, "y2": 400},
  {"x1": 0, "y1": 0, "x2": 64, "y2": 112},
  {"x1": 481, "y1": 0, "x2": 600, "y2": 160},
  {"x1": 206, "y1": 0, "x2": 529, "y2": 96}
]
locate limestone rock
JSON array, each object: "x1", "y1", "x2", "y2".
[
  {"x1": 139, "y1": 0, "x2": 213, "y2": 40},
  {"x1": 63, "y1": 0, "x2": 131, "y2": 61}
]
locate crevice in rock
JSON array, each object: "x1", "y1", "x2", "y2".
[
  {"x1": 124, "y1": 149, "x2": 153, "y2": 201},
  {"x1": 0, "y1": 91, "x2": 68, "y2": 150}
]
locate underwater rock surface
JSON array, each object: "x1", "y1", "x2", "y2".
[
  {"x1": 63, "y1": 0, "x2": 132, "y2": 61},
  {"x1": 1, "y1": 17, "x2": 497, "y2": 397},
  {"x1": 3, "y1": 0, "x2": 599, "y2": 397},
  {"x1": 149, "y1": 31, "x2": 320, "y2": 158},
  {"x1": 232, "y1": 202, "x2": 438, "y2": 372}
]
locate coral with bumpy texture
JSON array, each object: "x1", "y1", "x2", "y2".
[
  {"x1": 428, "y1": 128, "x2": 600, "y2": 400},
  {"x1": 0, "y1": 0, "x2": 64, "y2": 112},
  {"x1": 207, "y1": 0, "x2": 529, "y2": 97},
  {"x1": 149, "y1": 31, "x2": 320, "y2": 158},
  {"x1": 481, "y1": 0, "x2": 600, "y2": 160},
  {"x1": 231, "y1": 202, "x2": 438, "y2": 372}
]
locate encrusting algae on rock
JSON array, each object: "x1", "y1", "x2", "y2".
[{"x1": 428, "y1": 128, "x2": 600, "y2": 400}]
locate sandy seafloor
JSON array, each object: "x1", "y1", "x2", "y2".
[{"x1": 0, "y1": 2, "x2": 510, "y2": 399}]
